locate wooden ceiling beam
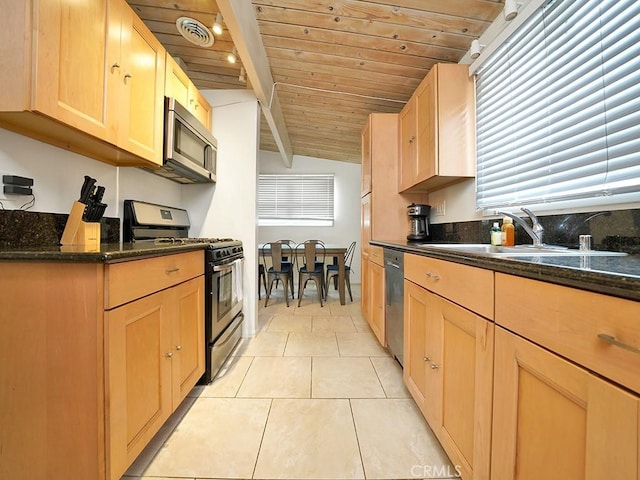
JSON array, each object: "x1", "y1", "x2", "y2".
[{"x1": 218, "y1": 0, "x2": 293, "y2": 167}]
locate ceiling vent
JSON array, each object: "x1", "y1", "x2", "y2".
[{"x1": 176, "y1": 17, "x2": 214, "y2": 47}]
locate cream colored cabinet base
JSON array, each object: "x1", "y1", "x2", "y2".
[{"x1": 492, "y1": 326, "x2": 638, "y2": 480}]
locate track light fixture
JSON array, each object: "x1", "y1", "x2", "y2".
[
  {"x1": 470, "y1": 39, "x2": 485, "y2": 59},
  {"x1": 227, "y1": 46, "x2": 237, "y2": 64},
  {"x1": 504, "y1": 0, "x2": 521, "y2": 21},
  {"x1": 212, "y1": 13, "x2": 223, "y2": 35}
]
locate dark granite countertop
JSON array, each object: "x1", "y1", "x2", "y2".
[
  {"x1": 0, "y1": 242, "x2": 207, "y2": 263},
  {"x1": 373, "y1": 240, "x2": 640, "y2": 303}
]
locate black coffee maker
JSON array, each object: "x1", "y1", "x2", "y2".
[{"x1": 407, "y1": 203, "x2": 431, "y2": 241}]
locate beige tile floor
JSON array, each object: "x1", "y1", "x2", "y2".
[{"x1": 122, "y1": 284, "x2": 458, "y2": 480}]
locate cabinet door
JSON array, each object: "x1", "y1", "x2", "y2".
[
  {"x1": 170, "y1": 276, "x2": 205, "y2": 406},
  {"x1": 189, "y1": 86, "x2": 212, "y2": 130},
  {"x1": 361, "y1": 194, "x2": 371, "y2": 257},
  {"x1": 106, "y1": 290, "x2": 173, "y2": 480},
  {"x1": 34, "y1": 0, "x2": 113, "y2": 141},
  {"x1": 403, "y1": 280, "x2": 430, "y2": 412},
  {"x1": 165, "y1": 54, "x2": 190, "y2": 108},
  {"x1": 398, "y1": 97, "x2": 417, "y2": 191},
  {"x1": 415, "y1": 71, "x2": 436, "y2": 182},
  {"x1": 492, "y1": 326, "x2": 639, "y2": 480},
  {"x1": 361, "y1": 119, "x2": 372, "y2": 196},
  {"x1": 361, "y1": 255, "x2": 370, "y2": 321},
  {"x1": 369, "y1": 260, "x2": 385, "y2": 346},
  {"x1": 116, "y1": 1, "x2": 165, "y2": 165},
  {"x1": 432, "y1": 295, "x2": 493, "y2": 480}
]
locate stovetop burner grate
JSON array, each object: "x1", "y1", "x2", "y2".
[{"x1": 153, "y1": 237, "x2": 235, "y2": 245}]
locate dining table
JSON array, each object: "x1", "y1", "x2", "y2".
[{"x1": 259, "y1": 243, "x2": 349, "y2": 305}]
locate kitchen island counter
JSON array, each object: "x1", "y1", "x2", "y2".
[{"x1": 374, "y1": 240, "x2": 640, "y2": 303}]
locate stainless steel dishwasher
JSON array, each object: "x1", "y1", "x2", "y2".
[{"x1": 384, "y1": 248, "x2": 404, "y2": 366}]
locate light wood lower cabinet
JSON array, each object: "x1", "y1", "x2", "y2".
[
  {"x1": 0, "y1": 251, "x2": 204, "y2": 480},
  {"x1": 492, "y1": 326, "x2": 639, "y2": 480},
  {"x1": 404, "y1": 280, "x2": 493, "y2": 480},
  {"x1": 361, "y1": 254, "x2": 370, "y2": 321},
  {"x1": 106, "y1": 276, "x2": 204, "y2": 479},
  {"x1": 362, "y1": 245, "x2": 385, "y2": 347},
  {"x1": 368, "y1": 259, "x2": 385, "y2": 346}
]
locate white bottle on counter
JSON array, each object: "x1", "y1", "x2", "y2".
[{"x1": 491, "y1": 222, "x2": 502, "y2": 246}]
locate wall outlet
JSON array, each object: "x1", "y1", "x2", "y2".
[{"x1": 434, "y1": 201, "x2": 446, "y2": 216}]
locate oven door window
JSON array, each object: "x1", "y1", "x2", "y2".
[{"x1": 216, "y1": 267, "x2": 234, "y2": 322}]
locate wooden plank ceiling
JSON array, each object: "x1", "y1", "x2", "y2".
[{"x1": 127, "y1": 0, "x2": 504, "y2": 164}]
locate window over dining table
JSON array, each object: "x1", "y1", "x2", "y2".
[{"x1": 258, "y1": 174, "x2": 335, "y2": 226}]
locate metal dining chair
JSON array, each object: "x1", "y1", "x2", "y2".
[
  {"x1": 261, "y1": 242, "x2": 295, "y2": 307},
  {"x1": 325, "y1": 240, "x2": 356, "y2": 302},
  {"x1": 296, "y1": 240, "x2": 326, "y2": 306}
]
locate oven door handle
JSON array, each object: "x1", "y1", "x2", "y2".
[{"x1": 212, "y1": 263, "x2": 234, "y2": 273}]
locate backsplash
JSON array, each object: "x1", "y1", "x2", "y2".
[
  {"x1": 429, "y1": 209, "x2": 640, "y2": 254},
  {"x1": 0, "y1": 210, "x2": 120, "y2": 248}
]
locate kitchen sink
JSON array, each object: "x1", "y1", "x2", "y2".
[{"x1": 414, "y1": 244, "x2": 627, "y2": 257}]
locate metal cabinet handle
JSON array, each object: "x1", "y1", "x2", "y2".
[
  {"x1": 164, "y1": 352, "x2": 174, "y2": 358},
  {"x1": 111, "y1": 62, "x2": 120, "y2": 73},
  {"x1": 423, "y1": 356, "x2": 431, "y2": 362},
  {"x1": 123, "y1": 73, "x2": 132, "y2": 83},
  {"x1": 430, "y1": 363, "x2": 440, "y2": 370},
  {"x1": 175, "y1": 345, "x2": 182, "y2": 351},
  {"x1": 165, "y1": 267, "x2": 180, "y2": 274},
  {"x1": 425, "y1": 272, "x2": 440, "y2": 280},
  {"x1": 597, "y1": 333, "x2": 640, "y2": 355}
]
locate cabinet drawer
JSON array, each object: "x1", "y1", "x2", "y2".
[
  {"x1": 404, "y1": 253, "x2": 493, "y2": 319},
  {"x1": 369, "y1": 245, "x2": 384, "y2": 267},
  {"x1": 105, "y1": 250, "x2": 204, "y2": 309},
  {"x1": 495, "y1": 273, "x2": 640, "y2": 394}
]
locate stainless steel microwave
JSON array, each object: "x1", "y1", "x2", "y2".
[{"x1": 154, "y1": 97, "x2": 217, "y2": 184}]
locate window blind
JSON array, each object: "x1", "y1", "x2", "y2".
[
  {"x1": 475, "y1": 0, "x2": 640, "y2": 210},
  {"x1": 258, "y1": 174, "x2": 334, "y2": 224}
]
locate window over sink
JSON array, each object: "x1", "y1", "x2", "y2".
[{"x1": 475, "y1": 0, "x2": 640, "y2": 212}]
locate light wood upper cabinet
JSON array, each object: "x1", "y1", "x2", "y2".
[
  {"x1": 492, "y1": 326, "x2": 638, "y2": 480},
  {"x1": 398, "y1": 63, "x2": 476, "y2": 193},
  {"x1": 32, "y1": 0, "x2": 113, "y2": 140},
  {"x1": 116, "y1": 4, "x2": 166, "y2": 165},
  {"x1": 361, "y1": 119, "x2": 372, "y2": 196},
  {"x1": 165, "y1": 54, "x2": 213, "y2": 131},
  {"x1": 0, "y1": 0, "x2": 166, "y2": 167}
]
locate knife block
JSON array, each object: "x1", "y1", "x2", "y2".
[{"x1": 60, "y1": 201, "x2": 101, "y2": 249}]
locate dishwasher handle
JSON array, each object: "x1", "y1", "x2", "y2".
[{"x1": 386, "y1": 260, "x2": 401, "y2": 269}]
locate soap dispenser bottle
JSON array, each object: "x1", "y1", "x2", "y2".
[
  {"x1": 491, "y1": 222, "x2": 502, "y2": 246},
  {"x1": 501, "y1": 216, "x2": 515, "y2": 246}
]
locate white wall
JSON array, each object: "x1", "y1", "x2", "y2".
[
  {"x1": 0, "y1": 127, "x2": 182, "y2": 222},
  {"x1": 258, "y1": 151, "x2": 362, "y2": 283},
  {"x1": 186, "y1": 89, "x2": 260, "y2": 336}
]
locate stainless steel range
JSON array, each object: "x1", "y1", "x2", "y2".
[{"x1": 123, "y1": 200, "x2": 244, "y2": 384}]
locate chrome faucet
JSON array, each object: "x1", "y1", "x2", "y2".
[{"x1": 496, "y1": 208, "x2": 545, "y2": 247}]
